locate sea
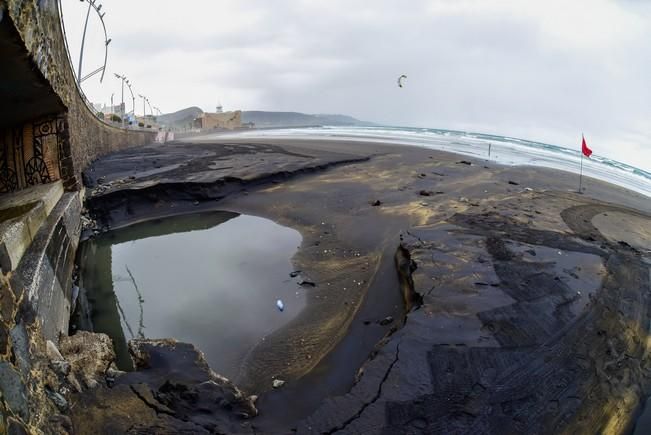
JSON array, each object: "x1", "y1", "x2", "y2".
[{"x1": 216, "y1": 125, "x2": 651, "y2": 198}]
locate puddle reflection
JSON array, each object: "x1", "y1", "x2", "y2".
[{"x1": 77, "y1": 211, "x2": 304, "y2": 382}]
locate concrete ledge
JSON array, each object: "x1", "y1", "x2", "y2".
[
  {"x1": 10, "y1": 191, "x2": 81, "y2": 341},
  {"x1": 0, "y1": 182, "x2": 64, "y2": 272}
]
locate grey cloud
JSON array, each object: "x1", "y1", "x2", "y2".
[{"x1": 63, "y1": 0, "x2": 651, "y2": 170}]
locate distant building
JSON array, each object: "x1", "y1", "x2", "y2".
[
  {"x1": 92, "y1": 102, "x2": 123, "y2": 115},
  {"x1": 135, "y1": 115, "x2": 159, "y2": 129},
  {"x1": 193, "y1": 110, "x2": 241, "y2": 130}
]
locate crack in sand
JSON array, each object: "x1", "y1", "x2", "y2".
[
  {"x1": 327, "y1": 340, "x2": 402, "y2": 435},
  {"x1": 129, "y1": 385, "x2": 176, "y2": 418}
]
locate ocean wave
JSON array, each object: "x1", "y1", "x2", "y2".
[{"x1": 217, "y1": 125, "x2": 651, "y2": 197}]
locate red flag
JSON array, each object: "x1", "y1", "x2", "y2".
[{"x1": 581, "y1": 135, "x2": 592, "y2": 157}]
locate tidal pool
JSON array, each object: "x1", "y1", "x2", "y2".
[{"x1": 76, "y1": 211, "x2": 304, "y2": 382}]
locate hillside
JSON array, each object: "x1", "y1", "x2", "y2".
[
  {"x1": 241, "y1": 111, "x2": 373, "y2": 127},
  {"x1": 158, "y1": 108, "x2": 373, "y2": 129},
  {"x1": 157, "y1": 106, "x2": 204, "y2": 128}
]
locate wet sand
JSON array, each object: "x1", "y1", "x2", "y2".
[{"x1": 76, "y1": 137, "x2": 651, "y2": 434}]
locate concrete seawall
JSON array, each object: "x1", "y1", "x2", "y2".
[{"x1": 0, "y1": 0, "x2": 156, "y2": 432}]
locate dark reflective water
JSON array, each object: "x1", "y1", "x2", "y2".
[
  {"x1": 634, "y1": 396, "x2": 651, "y2": 434},
  {"x1": 76, "y1": 211, "x2": 304, "y2": 382}
]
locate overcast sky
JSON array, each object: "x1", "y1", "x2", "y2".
[{"x1": 61, "y1": 0, "x2": 651, "y2": 171}]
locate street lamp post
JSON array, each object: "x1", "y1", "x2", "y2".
[
  {"x1": 126, "y1": 81, "x2": 136, "y2": 120},
  {"x1": 146, "y1": 98, "x2": 154, "y2": 119},
  {"x1": 114, "y1": 73, "x2": 135, "y2": 128},
  {"x1": 138, "y1": 94, "x2": 147, "y2": 120},
  {"x1": 78, "y1": 0, "x2": 92, "y2": 80},
  {"x1": 114, "y1": 73, "x2": 125, "y2": 126},
  {"x1": 138, "y1": 96, "x2": 155, "y2": 127},
  {"x1": 77, "y1": 0, "x2": 111, "y2": 83}
]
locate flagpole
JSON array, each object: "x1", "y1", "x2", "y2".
[
  {"x1": 578, "y1": 133, "x2": 584, "y2": 194},
  {"x1": 579, "y1": 152, "x2": 583, "y2": 194}
]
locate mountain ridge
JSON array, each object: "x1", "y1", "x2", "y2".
[{"x1": 157, "y1": 107, "x2": 374, "y2": 128}]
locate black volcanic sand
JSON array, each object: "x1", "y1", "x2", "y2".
[{"x1": 75, "y1": 137, "x2": 651, "y2": 434}]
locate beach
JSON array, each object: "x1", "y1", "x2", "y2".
[{"x1": 72, "y1": 136, "x2": 651, "y2": 434}]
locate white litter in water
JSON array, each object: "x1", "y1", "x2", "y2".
[{"x1": 276, "y1": 299, "x2": 285, "y2": 312}]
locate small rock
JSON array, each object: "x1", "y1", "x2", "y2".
[
  {"x1": 457, "y1": 160, "x2": 472, "y2": 165},
  {"x1": 525, "y1": 249, "x2": 537, "y2": 256},
  {"x1": 193, "y1": 200, "x2": 200, "y2": 206},
  {"x1": 379, "y1": 316, "x2": 394, "y2": 326},
  {"x1": 66, "y1": 373, "x2": 83, "y2": 393},
  {"x1": 272, "y1": 379, "x2": 285, "y2": 389},
  {"x1": 106, "y1": 364, "x2": 125, "y2": 380},
  {"x1": 51, "y1": 360, "x2": 71, "y2": 377},
  {"x1": 276, "y1": 300, "x2": 285, "y2": 312},
  {"x1": 46, "y1": 390, "x2": 68, "y2": 412},
  {"x1": 524, "y1": 187, "x2": 533, "y2": 191},
  {"x1": 508, "y1": 180, "x2": 520, "y2": 185},
  {"x1": 363, "y1": 320, "x2": 371, "y2": 325},
  {"x1": 46, "y1": 340, "x2": 64, "y2": 362},
  {"x1": 10, "y1": 324, "x2": 29, "y2": 376},
  {"x1": 417, "y1": 173, "x2": 427, "y2": 178},
  {"x1": 289, "y1": 271, "x2": 301, "y2": 278},
  {"x1": 419, "y1": 190, "x2": 433, "y2": 196},
  {"x1": 459, "y1": 197, "x2": 469, "y2": 203},
  {"x1": 59, "y1": 331, "x2": 115, "y2": 390},
  {"x1": 0, "y1": 362, "x2": 28, "y2": 419},
  {"x1": 7, "y1": 417, "x2": 29, "y2": 435},
  {"x1": 48, "y1": 415, "x2": 73, "y2": 434},
  {"x1": 298, "y1": 281, "x2": 316, "y2": 287},
  {"x1": 371, "y1": 200, "x2": 382, "y2": 206}
]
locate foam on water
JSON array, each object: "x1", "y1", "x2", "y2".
[{"x1": 214, "y1": 125, "x2": 651, "y2": 197}]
